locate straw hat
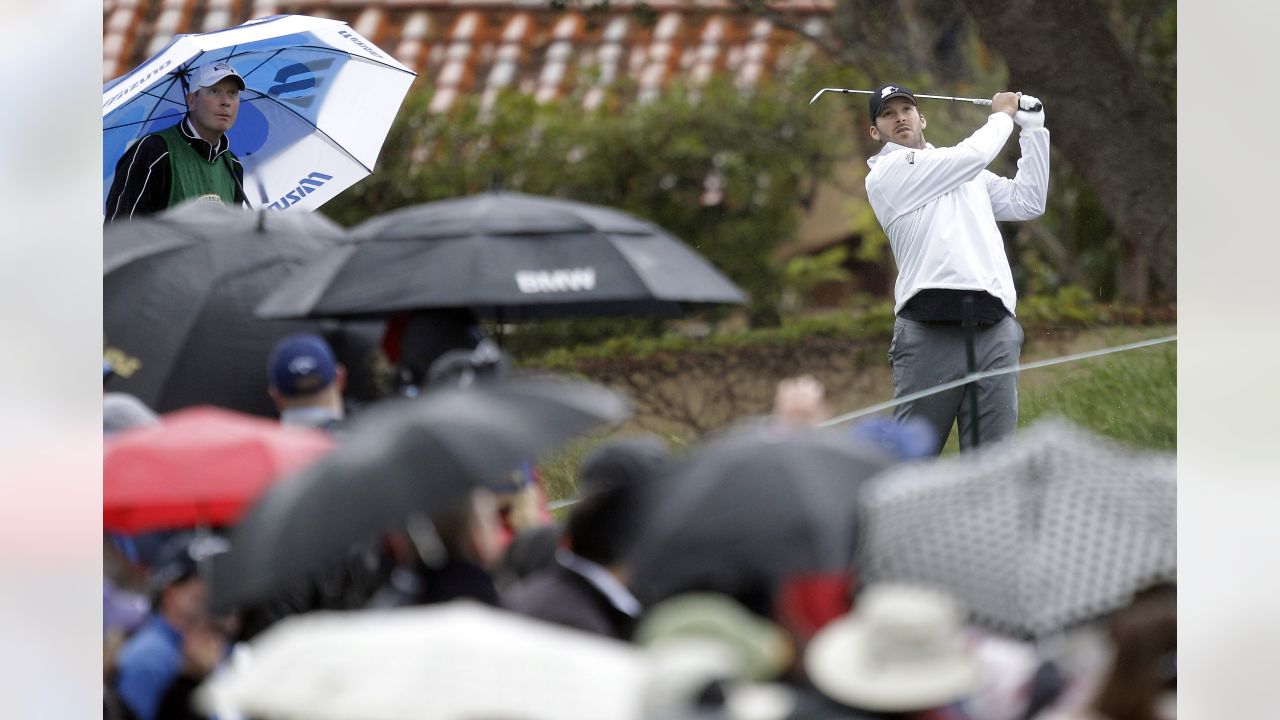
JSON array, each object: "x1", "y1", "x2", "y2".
[{"x1": 804, "y1": 584, "x2": 979, "y2": 711}]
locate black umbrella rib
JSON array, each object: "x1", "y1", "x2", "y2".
[
  {"x1": 131, "y1": 72, "x2": 188, "y2": 137},
  {"x1": 104, "y1": 90, "x2": 188, "y2": 132},
  {"x1": 249, "y1": 94, "x2": 376, "y2": 175},
  {"x1": 233, "y1": 48, "x2": 285, "y2": 86},
  {"x1": 104, "y1": 109, "x2": 186, "y2": 133}
]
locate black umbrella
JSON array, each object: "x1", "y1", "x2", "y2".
[
  {"x1": 210, "y1": 376, "x2": 631, "y2": 611},
  {"x1": 104, "y1": 200, "x2": 381, "y2": 417},
  {"x1": 626, "y1": 424, "x2": 894, "y2": 614},
  {"x1": 254, "y1": 191, "x2": 748, "y2": 321},
  {"x1": 858, "y1": 418, "x2": 1176, "y2": 639}
]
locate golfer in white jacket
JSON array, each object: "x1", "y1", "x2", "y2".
[{"x1": 864, "y1": 83, "x2": 1049, "y2": 452}]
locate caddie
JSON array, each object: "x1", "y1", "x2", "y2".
[
  {"x1": 105, "y1": 61, "x2": 248, "y2": 221},
  {"x1": 864, "y1": 83, "x2": 1049, "y2": 452}
]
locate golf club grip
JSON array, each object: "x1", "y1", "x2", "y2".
[{"x1": 980, "y1": 99, "x2": 1045, "y2": 112}]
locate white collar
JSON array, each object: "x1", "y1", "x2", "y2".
[
  {"x1": 555, "y1": 549, "x2": 642, "y2": 617},
  {"x1": 279, "y1": 406, "x2": 341, "y2": 429},
  {"x1": 180, "y1": 116, "x2": 229, "y2": 161}
]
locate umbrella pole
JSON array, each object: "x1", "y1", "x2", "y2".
[{"x1": 962, "y1": 297, "x2": 980, "y2": 449}]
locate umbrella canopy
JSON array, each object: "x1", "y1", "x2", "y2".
[
  {"x1": 103, "y1": 14, "x2": 414, "y2": 213},
  {"x1": 858, "y1": 418, "x2": 1176, "y2": 639},
  {"x1": 196, "y1": 602, "x2": 649, "y2": 720},
  {"x1": 104, "y1": 200, "x2": 380, "y2": 417},
  {"x1": 104, "y1": 406, "x2": 334, "y2": 534},
  {"x1": 210, "y1": 376, "x2": 630, "y2": 611},
  {"x1": 627, "y1": 424, "x2": 894, "y2": 614},
  {"x1": 254, "y1": 191, "x2": 748, "y2": 321}
]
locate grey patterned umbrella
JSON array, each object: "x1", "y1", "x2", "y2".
[{"x1": 858, "y1": 418, "x2": 1175, "y2": 639}]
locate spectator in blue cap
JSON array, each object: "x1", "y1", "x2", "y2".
[{"x1": 267, "y1": 333, "x2": 347, "y2": 433}]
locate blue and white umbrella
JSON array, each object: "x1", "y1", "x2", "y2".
[{"x1": 103, "y1": 14, "x2": 415, "y2": 213}]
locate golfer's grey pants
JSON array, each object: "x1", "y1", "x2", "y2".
[{"x1": 888, "y1": 315, "x2": 1024, "y2": 454}]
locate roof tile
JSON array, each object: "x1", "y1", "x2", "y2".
[{"x1": 104, "y1": 0, "x2": 832, "y2": 107}]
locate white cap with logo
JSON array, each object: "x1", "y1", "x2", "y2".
[{"x1": 189, "y1": 62, "x2": 246, "y2": 92}]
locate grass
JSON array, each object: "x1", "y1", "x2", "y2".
[
  {"x1": 939, "y1": 339, "x2": 1177, "y2": 454},
  {"x1": 1018, "y1": 340, "x2": 1176, "y2": 449}
]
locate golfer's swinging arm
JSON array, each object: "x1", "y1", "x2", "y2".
[{"x1": 809, "y1": 87, "x2": 1042, "y2": 112}]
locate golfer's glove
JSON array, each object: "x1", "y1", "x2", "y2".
[{"x1": 1013, "y1": 94, "x2": 1045, "y2": 129}]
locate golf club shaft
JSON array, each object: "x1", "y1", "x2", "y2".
[{"x1": 809, "y1": 87, "x2": 992, "y2": 107}]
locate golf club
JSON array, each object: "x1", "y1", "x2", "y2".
[{"x1": 809, "y1": 87, "x2": 1042, "y2": 112}]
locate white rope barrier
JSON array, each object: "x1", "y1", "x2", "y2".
[
  {"x1": 819, "y1": 334, "x2": 1177, "y2": 428},
  {"x1": 546, "y1": 334, "x2": 1177, "y2": 511}
]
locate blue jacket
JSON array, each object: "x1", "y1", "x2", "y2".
[{"x1": 114, "y1": 615, "x2": 183, "y2": 720}]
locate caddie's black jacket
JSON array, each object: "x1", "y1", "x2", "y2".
[{"x1": 104, "y1": 116, "x2": 247, "y2": 222}]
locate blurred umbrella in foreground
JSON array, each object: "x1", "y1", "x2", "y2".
[
  {"x1": 255, "y1": 191, "x2": 748, "y2": 322},
  {"x1": 627, "y1": 425, "x2": 894, "y2": 616},
  {"x1": 197, "y1": 602, "x2": 648, "y2": 720},
  {"x1": 859, "y1": 418, "x2": 1176, "y2": 639},
  {"x1": 104, "y1": 200, "x2": 381, "y2": 417},
  {"x1": 210, "y1": 376, "x2": 630, "y2": 610},
  {"x1": 104, "y1": 406, "x2": 334, "y2": 534}
]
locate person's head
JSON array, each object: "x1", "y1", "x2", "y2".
[
  {"x1": 412, "y1": 488, "x2": 505, "y2": 571},
  {"x1": 184, "y1": 62, "x2": 244, "y2": 143},
  {"x1": 267, "y1": 333, "x2": 347, "y2": 414},
  {"x1": 148, "y1": 533, "x2": 229, "y2": 632},
  {"x1": 103, "y1": 392, "x2": 160, "y2": 436},
  {"x1": 868, "y1": 83, "x2": 927, "y2": 150},
  {"x1": 578, "y1": 433, "x2": 671, "y2": 495},
  {"x1": 567, "y1": 435, "x2": 670, "y2": 571},
  {"x1": 1091, "y1": 584, "x2": 1177, "y2": 720}
]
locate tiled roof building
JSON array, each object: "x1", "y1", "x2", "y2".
[
  {"x1": 103, "y1": 0, "x2": 866, "y2": 282},
  {"x1": 103, "y1": 0, "x2": 835, "y2": 112}
]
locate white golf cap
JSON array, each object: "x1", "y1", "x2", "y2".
[{"x1": 189, "y1": 61, "x2": 245, "y2": 91}]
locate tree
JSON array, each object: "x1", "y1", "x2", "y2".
[
  {"x1": 325, "y1": 67, "x2": 856, "y2": 326},
  {"x1": 958, "y1": 0, "x2": 1176, "y2": 303},
  {"x1": 734, "y1": 0, "x2": 1177, "y2": 303}
]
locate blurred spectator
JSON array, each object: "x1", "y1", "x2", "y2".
[
  {"x1": 382, "y1": 308, "x2": 487, "y2": 395},
  {"x1": 427, "y1": 337, "x2": 512, "y2": 390},
  {"x1": 104, "y1": 546, "x2": 150, "y2": 720},
  {"x1": 797, "y1": 584, "x2": 979, "y2": 719},
  {"x1": 367, "y1": 488, "x2": 505, "y2": 608},
  {"x1": 113, "y1": 534, "x2": 228, "y2": 720},
  {"x1": 420, "y1": 330, "x2": 553, "y2": 546},
  {"x1": 266, "y1": 333, "x2": 346, "y2": 433},
  {"x1": 322, "y1": 321, "x2": 393, "y2": 408},
  {"x1": 848, "y1": 416, "x2": 940, "y2": 460},
  {"x1": 634, "y1": 592, "x2": 797, "y2": 719},
  {"x1": 104, "y1": 393, "x2": 160, "y2": 436},
  {"x1": 770, "y1": 375, "x2": 940, "y2": 460},
  {"x1": 153, "y1": 617, "x2": 235, "y2": 720},
  {"x1": 1048, "y1": 584, "x2": 1175, "y2": 720},
  {"x1": 772, "y1": 375, "x2": 832, "y2": 428},
  {"x1": 492, "y1": 524, "x2": 560, "y2": 595},
  {"x1": 504, "y1": 434, "x2": 669, "y2": 639}
]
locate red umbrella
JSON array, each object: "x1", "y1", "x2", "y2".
[{"x1": 104, "y1": 406, "x2": 335, "y2": 534}]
